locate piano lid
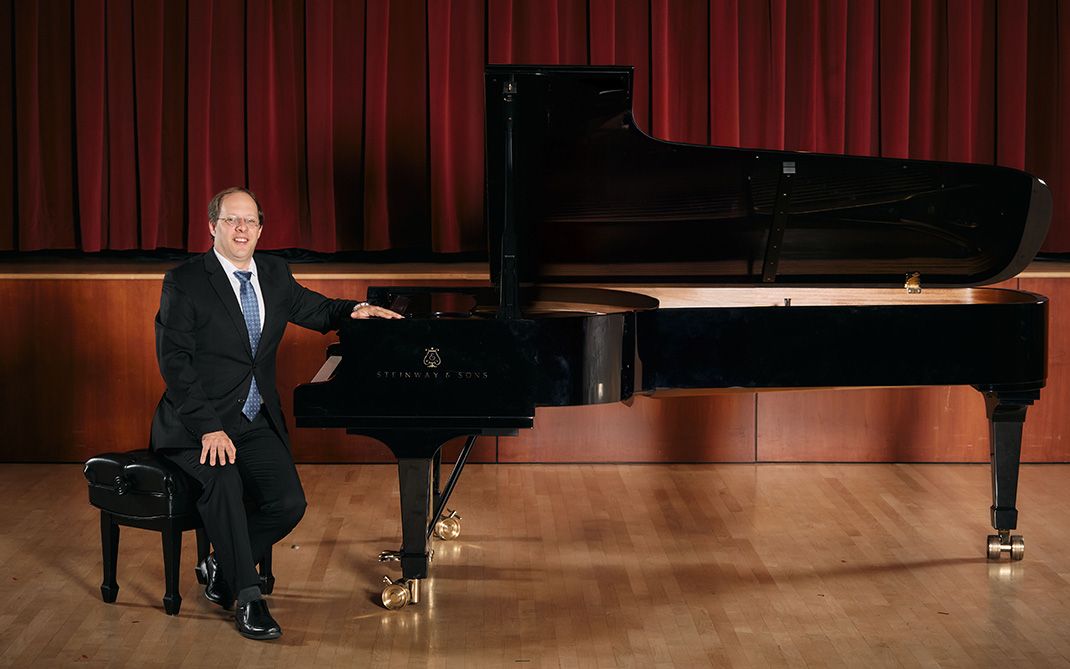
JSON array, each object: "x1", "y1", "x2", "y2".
[{"x1": 485, "y1": 65, "x2": 1052, "y2": 287}]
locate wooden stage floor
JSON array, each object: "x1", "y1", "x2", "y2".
[{"x1": 2, "y1": 463, "x2": 1069, "y2": 668}]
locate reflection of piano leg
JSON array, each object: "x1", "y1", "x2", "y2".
[{"x1": 980, "y1": 389, "x2": 1038, "y2": 561}]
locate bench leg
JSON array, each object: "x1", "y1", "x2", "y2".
[
  {"x1": 194, "y1": 527, "x2": 209, "y2": 585},
  {"x1": 161, "y1": 521, "x2": 182, "y2": 615},
  {"x1": 259, "y1": 548, "x2": 275, "y2": 595},
  {"x1": 99, "y1": 512, "x2": 119, "y2": 603}
]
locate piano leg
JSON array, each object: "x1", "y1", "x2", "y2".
[
  {"x1": 981, "y1": 390, "x2": 1037, "y2": 561},
  {"x1": 397, "y1": 457, "x2": 434, "y2": 583},
  {"x1": 369, "y1": 431, "x2": 477, "y2": 609},
  {"x1": 378, "y1": 456, "x2": 433, "y2": 610}
]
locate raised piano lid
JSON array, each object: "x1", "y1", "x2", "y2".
[{"x1": 485, "y1": 65, "x2": 1052, "y2": 288}]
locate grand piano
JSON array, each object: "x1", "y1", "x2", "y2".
[{"x1": 294, "y1": 66, "x2": 1051, "y2": 609}]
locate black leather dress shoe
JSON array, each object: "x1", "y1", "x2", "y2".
[
  {"x1": 198, "y1": 554, "x2": 234, "y2": 610},
  {"x1": 234, "y1": 599, "x2": 282, "y2": 640}
]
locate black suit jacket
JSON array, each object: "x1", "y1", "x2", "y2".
[{"x1": 151, "y1": 252, "x2": 355, "y2": 450}]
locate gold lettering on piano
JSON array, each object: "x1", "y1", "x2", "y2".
[
  {"x1": 444, "y1": 371, "x2": 490, "y2": 380},
  {"x1": 374, "y1": 370, "x2": 490, "y2": 380},
  {"x1": 376, "y1": 371, "x2": 441, "y2": 379},
  {"x1": 373, "y1": 347, "x2": 490, "y2": 381}
]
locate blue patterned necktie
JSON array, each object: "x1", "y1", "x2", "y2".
[{"x1": 234, "y1": 271, "x2": 262, "y2": 420}]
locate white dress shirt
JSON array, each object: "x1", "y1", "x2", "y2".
[{"x1": 213, "y1": 248, "x2": 266, "y2": 332}]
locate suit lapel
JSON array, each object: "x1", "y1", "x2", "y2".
[
  {"x1": 254, "y1": 255, "x2": 285, "y2": 362},
  {"x1": 204, "y1": 252, "x2": 253, "y2": 359}
]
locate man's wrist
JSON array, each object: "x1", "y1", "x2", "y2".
[{"x1": 352, "y1": 301, "x2": 371, "y2": 311}]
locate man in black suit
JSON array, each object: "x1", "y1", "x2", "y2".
[{"x1": 151, "y1": 186, "x2": 401, "y2": 640}]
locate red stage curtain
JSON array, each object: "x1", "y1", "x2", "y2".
[
  {"x1": 4, "y1": 0, "x2": 1070, "y2": 253},
  {"x1": 0, "y1": 3, "x2": 11, "y2": 251}
]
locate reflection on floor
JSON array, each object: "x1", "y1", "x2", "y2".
[{"x1": 2, "y1": 462, "x2": 1069, "y2": 667}]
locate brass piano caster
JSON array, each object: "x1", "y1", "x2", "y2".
[
  {"x1": 381, "y1": 576, "x2": 420, "y2": 610},
  {"x1": 986, "y1": 531, "x2": 1025, "y2": 561},
  {"x1": 433, "y1": 509, "x2": 462, "y2": 541}
]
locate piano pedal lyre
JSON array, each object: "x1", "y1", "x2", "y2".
[
  {"x1": 986, "y1": 530, "x2": 1025, "y2": 561},
  {"x1": 381, "y1": 576, "x2": 420, "y2": 610},
  {"x1": 433, "y1": 509, "x2": 462, "y2": 541}
]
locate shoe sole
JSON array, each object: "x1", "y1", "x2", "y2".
[{"x1": 236, "y1": 627, "x2": 282, "y2": 641}]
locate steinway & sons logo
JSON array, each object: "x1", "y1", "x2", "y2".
[
  {"x1": 374, "y1": 346, "x2": 490, "y2": 381},
  {"x1": 423, "y1": 347, "x2": 442, "y2": 368}
]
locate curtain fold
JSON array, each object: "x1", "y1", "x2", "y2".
[
  {"x1": 488, "y1": 0, "x2": 588, "y2": 65},
  {"x1": 247, "y1": 0, "x2": 308, "y2": 250},
  {"x1": 428, "y1": 0, "x2": 484, "y2": 253},
  {"x1": 186, "y1": 0, "x2": 246, "y2": 251},
  {"x1": 363, "y1": 0, "x2": 428, "y2": 251},
  {"x1": 5, "y1": 0, "x2": 1070, "y2": 253},
  {"x1": 844, "y1": 0, "x2": 878, "y2": 155},
  {"x1": 590, "y1": 0, "x2": 651, "y2": 131},
  {"x1": 0, "y1": 3, "x2": 13, "y2": 251},
  {"x1": 15, "y1": 1, "x2": 77, "y2": 249},
  {"x1": 651, "y1": 0, "x2": 708, "y2": 144},
  {"x1": 73, "y1": 0, "x2": 107, "y2": 252},
  {"x1": 1054, "y1": 0, "x2": 1070, "y2": 251},
  {"x1": 133, "y1": 0, "x2": 188, "y2": 250}
]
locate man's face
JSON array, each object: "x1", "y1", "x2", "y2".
[{"x1": 210, "y1": 192, "x2": 262, "y2": 268}]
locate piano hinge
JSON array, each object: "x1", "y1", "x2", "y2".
[
  {"x1": 905, "y1": 272, "x2": 922, "y2": 294},
  {"x1": 502, "y1": 78, "x2": 517, "y2": 99}
]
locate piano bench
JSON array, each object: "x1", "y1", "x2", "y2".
[{"x1": 83, "y1": 450, "x2": 274, "y2": 615}]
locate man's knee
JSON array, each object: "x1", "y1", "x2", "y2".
[
  {"x1": 279, "y1": 493, "x2": 307, "y2": 528},
  {"x1": 261, "y1": 488, "x2": 306, "y2": 533}
]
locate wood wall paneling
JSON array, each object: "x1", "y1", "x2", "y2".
[
  {"x1": 754, "y1": 279, "x2": 1025, "y2": 463},
  {"x1": 0, "y1": 274, "x2": 493, "y2": 463},
  {"x1": 499, "y1": 394, "x2": 757, "y2": 463},
  {"x1": 0, "y1": 279, "x2": 163, "y2": 462},
  {"x1": 1017, "y1": 278, "x2": 1070, "y2": 462},
  {"x1": 755, "y1": 386, "x2": 991, "y2": 462},
  {"x1": 3, "y1": 270, "x2": 1068, "y2": 463}
]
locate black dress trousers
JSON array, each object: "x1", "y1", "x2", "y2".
[{"x1": 160, "y1": 411, "x2": 307, "y2": 593}]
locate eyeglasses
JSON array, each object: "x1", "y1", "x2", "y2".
[{"x1": 216, "y1": 215, "x2": 261, "y2": 228}]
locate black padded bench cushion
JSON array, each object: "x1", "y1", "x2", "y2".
[{"x1": 84, "y1": 450, "x2": 199, "y2": 519}]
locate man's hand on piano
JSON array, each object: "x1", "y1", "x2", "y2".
[
  {"x1": 200, "y1": 430, "x2": 236, "y2": 466},
  {"x1": 350, "y1": 303, "x2": 404, "y2": 319}
]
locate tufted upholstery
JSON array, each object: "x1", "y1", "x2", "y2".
[{"x1": 85, "y1": 450, "x2": 200, "y2": 519}]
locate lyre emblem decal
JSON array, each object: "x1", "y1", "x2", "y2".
[{"x1": 423, "y1": 348, "x2": 442, "y2": 369}]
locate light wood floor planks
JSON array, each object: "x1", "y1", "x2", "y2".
[{"x1": 2, "y1": 463, "x2": 1069, "y2": 668}]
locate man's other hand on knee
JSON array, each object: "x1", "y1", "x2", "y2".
[{"x1": 201, "y1": 431, "x2": 237, "y2": 466}]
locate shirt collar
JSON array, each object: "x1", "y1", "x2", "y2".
[{"x1": 213, "y1": 248, "x2": 257, "y2": 280}]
